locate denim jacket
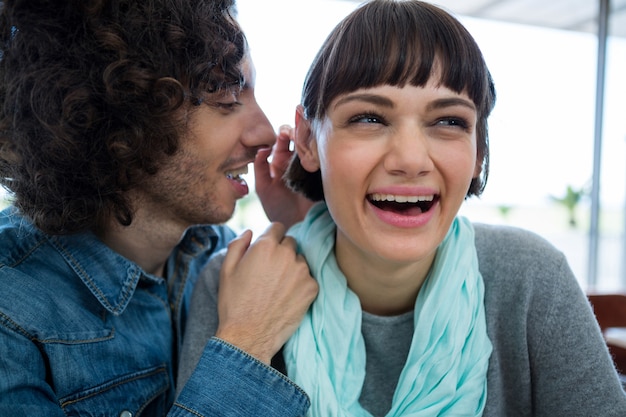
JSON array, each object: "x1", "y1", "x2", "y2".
[{"x1": 0, "y1": 207, "x2": 309, "y2": 416}]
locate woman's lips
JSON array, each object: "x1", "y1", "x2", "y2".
[{"x1": 367, "y1": 193, "x2": 439, "y2": 228}]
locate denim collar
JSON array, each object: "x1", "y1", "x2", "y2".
[{"x1": 47, "y1": 225, "x2": 218, "y2": 316}]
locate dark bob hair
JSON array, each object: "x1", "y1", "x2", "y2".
[
  {"x1": 286, "y1": 0, "x2": 496, "y2": 201},
  {"x1": 0, "y1": 0, "x2": 245, "y2": 234}
]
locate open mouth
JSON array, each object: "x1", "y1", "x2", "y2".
[
  {"x1": 225, "y1": 165, "x2": 249, "y2": 182},
  {"x1": 367, "y1": 193, "x2": 438, "y2": 215}
]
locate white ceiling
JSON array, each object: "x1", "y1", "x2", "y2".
[{"x1": 344, "y1": 0, "x2": 626, "y2": 38}]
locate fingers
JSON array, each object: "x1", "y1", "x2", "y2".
[
  {"x1": 254, "y1": 125, "x2": 302, "y2": 226},
  {"x1": 254, "y1": 223, "x2": 299, "y2": 256},
  {"x1": 254, "y1": 125, "x2": 294, "y2": 182},
  {"x1": 257, "y1": 221, "x2": 287, "y2": 241},
  {"x1": 271, "y1": 125, "x2": 295, "y2": 171},
  {"x1": 223, "y1": 224, "x2": 293, "y2": 269},
  {"x1": 221, "y1": 230, "x2": 253, "y2": 275},
  {"x1": 275, "y1": 125, "x2": 294, "y2": 153},
  {"x1": 215, "y1": 222, "x2": 316, "y2": 364},
  {"x1": 254, "y1": 146, "x2": 272, "y2": 188}
]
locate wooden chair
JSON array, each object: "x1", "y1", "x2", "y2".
[{"x1": 587, "y1": 293, "x2": 626, "y2": 376}]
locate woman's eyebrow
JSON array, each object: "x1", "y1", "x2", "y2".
[
  {"x1": 333, "y1": 94, "x2": 476, "y2": 113},
  {"x1": 333, "y1": 93, "x2": 395, "y2": 110},
  {"x1": 427, "y1": 97, "x2": 476, "y2": 112}
]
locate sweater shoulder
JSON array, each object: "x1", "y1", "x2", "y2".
[
  {"x1": 473, "y1": 222, "x2": 563, "y2": 259},
  {"x1": 472, "y1": 222, "x2": 580, "y2": 311},
  {"x1": 473, "y1": 222, "x2": 570, "y2": 283}
]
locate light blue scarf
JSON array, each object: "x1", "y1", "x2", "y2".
[{"x1": 285, "y1": 202, "x2": 492, "y2": 416}]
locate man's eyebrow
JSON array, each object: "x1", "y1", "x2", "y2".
[
  {"x1": 333, "y1": 94, "x2": 395, "y2": 110},
  {"x1": 426, "y1": 97, "x2": 476, "y2": 112}
]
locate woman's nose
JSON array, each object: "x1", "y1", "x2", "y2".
[{"x1": 383, "y1": 127, "x2": 434, "y2": 177}]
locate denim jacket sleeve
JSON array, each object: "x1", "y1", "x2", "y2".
[
  {"x1": 0, "y1": 212, "x2": 309, "y2": 416},
  {"x1": 0, "y1": 322, "x2": 70, "y2": 417},
  {"x1": 170, "y1": 337, "x2": 310, "y2": 417},
  {"x1": 1, "y1": 320, "x2": 310, "y2": 417}
]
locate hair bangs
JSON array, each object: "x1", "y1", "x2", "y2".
[{"x1": 303, "y1": 0, "x2": 490, "y2": 120}]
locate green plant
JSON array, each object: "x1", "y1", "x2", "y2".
[
  {"x1": 497, "y1": 205, "x2": 512, "y2": 221},
  {"x1": 549, "y1": 184, "x2": 586, "y2": 228}
]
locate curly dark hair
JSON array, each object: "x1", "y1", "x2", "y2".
[
  {"x1": 0, "y1": 0, "x2": 245, "y2": 234},
  {"x1": 285, "y1": 0, "x2": 496, "y2": 202}
]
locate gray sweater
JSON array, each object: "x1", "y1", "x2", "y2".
[{"x1": 178, "y1": 223, "x2": 626, "y2": 416}]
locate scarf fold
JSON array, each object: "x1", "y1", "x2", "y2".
[{"x1": 285, "y1": 202, "x2": 492, "y2": 417}]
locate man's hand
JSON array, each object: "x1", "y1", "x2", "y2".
[
  {"x1": 254, "y1": 125, "x2": 314, "y2": 229},
  {"x1": 215, "y1": 223, "x2": 318, "y2": 364}
]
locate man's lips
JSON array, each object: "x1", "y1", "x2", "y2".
[
  {"x1": 225, "y1": 164, "x2": 251, "y2": 197},
  {"x1": 225, "y1": 164, "x2": 249, "y2": 181}
]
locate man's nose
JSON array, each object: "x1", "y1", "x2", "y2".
[{"x1": 242, "y1": 100, "x2": 275, "y2": 149}]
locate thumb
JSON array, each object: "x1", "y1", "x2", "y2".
[{"x1": 221, "y1": 229, "x2": 253, "y2": 275}]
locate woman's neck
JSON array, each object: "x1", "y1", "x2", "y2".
[{"x1": 334, "y1": 238, "x2": 436, "y2": 316}]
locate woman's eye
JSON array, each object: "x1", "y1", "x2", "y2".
[
  {"x1": 349, "y1": 113, "x2": 386, "y2": 125},
  {"x1": 436, "y1": 117, "x2": 469, "y2": 129}
]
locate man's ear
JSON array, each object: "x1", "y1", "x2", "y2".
[{"x1": 294, "y1": 105, "x2": 320, "y2": 172}]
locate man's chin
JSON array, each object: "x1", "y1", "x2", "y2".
[{"x1": 187, "y1": 205, "x2": 236, "y2": 228}]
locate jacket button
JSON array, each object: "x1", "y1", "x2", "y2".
[{"x1": 119, "y1": 411, "x2": 133, "y2": 417}]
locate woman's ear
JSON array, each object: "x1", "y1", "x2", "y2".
[{"x1": 294, "y1": 105, "x2": 320, "y2": 172}]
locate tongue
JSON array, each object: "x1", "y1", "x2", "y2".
[
  {"x1": 397, "y1": 205, "x2": 423, "y2": 216},
  {"x1": 378, "y1": 201, "x2": 423, "y2": 215},
  {"x1": 228, "y1": 175, "x2": 249, "y2": 196}
]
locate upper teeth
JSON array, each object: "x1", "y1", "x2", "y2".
[
  {"x1": 369, "y1": 193, "x2": 434, "y2": 203},
  {"x1": 226, "y1": 165, "x2": 248, "y2": 179}
]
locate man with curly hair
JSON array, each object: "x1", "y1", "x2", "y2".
[{"x1": 0, "y1": 0, "x2": 317, "y2": 415}]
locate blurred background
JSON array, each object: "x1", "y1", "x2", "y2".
[{"x1": 1, "y1": 0, "x2": 624, "y2": 292}]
